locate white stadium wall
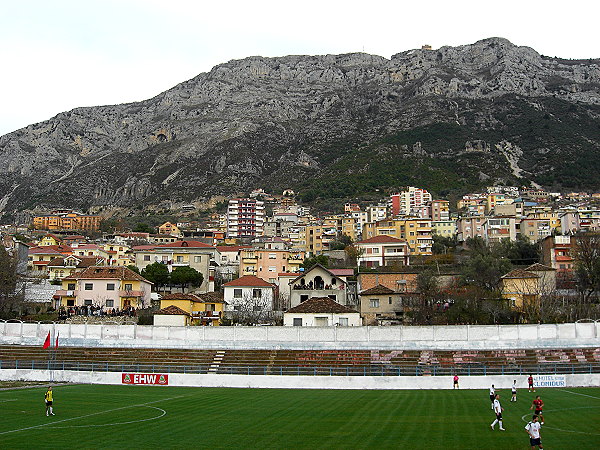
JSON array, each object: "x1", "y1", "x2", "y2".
[
  {"x1": 0, "y1": 321, "x2": 599, "y2": 351},
  {"x1": 1, "y1": 368, "x2": 599, "y2": 390}
]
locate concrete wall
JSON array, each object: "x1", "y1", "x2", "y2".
[
  {"x1": 283, "y1": 313, "x2": 362, "y2": 327},
  {"x1": 1, "y1": 321, "x2": 598, "y2": 350},
  {"x1": 1, "y1": 369, "x2": 598, "y2": 390}
]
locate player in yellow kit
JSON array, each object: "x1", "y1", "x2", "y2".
[{"x1": 45, "y1": 386, "x2": 55, "y2": 416}]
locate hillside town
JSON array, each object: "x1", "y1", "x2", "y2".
[{"x1": 1, "y1": 185, "x2": 600, "y2": 327}]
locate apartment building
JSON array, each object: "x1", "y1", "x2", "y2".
[
  {"x1": 226, "y1": 198, "x2": 265, "y2": 239},
  {"x1": 33, "y1": 211, "x2": 101, "y2": 232}
]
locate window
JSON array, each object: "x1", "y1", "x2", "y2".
[
  {"x1": 67, "y1": 283, "x2": 76, "y2": 290},
  {"x1": 370, "y1": 299, "x2": 380, "y2": 308},
  {"x1": 252, "y1": 289, "x2": 262, "y2": 298},
  {"x1": 206, "y1": 304, "x2": 215, "y2": 312},
  {"x1": 176, "y1": 256, "x2": 183, "y2": 262},
  {"x1": 269, "y1": 253, "x2": 276, "y2": 259},
  {"x1": 315, "y1": 317, "x2": 328, "y2": 326},
  {"x1": 144, "y1": 255, "x2": 151, "y2": 261},
  {"x1": 124, "y1": 283, "x2": 133, "y2": 291},
  {"x1": 84, "y1": 283, "x2": 93, "y2": 291},
  {"x1": 84, "y1": 299, "x2": 93, "y2": 306},
  {"x1": 300, "y1": 295, "x2": 309, "y2": 302},
  {"x1": 338, "y1": 317, "x2": 348, "y2": 326},
  {"x1": 233, "y1": 289, "x2": 242, "y2": 298},
  {"x1": 67, "y1": 299, "x2": 75, "y2": 306},
  {"x1": 328, "y1": 294, "x2": 337, "y2": 302},
  {"x1": 293, "y1": 318, "x2": 302, "y2": 326},
  {"x1": 389, "y1": 297, "x2": 392, "y2": 305},
  {"x1": 268, "y1": 266, "x2": 276, "y2": 272},
  {"x1": 107, "y1": 283, "x2": 115, "y2": 291},
  {"x1": 106, "y1": 299, "x2": 114, "y2": 307}
]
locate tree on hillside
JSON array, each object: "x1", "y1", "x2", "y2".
[
  {"x1": 573, "y1": 233, "x2": 600, "y2": 302},
  {"x1": 496, "y1": 235, "x2": 540, "y2": 265},
  {"x1": 0, "y1": 247, "x2": 20, "y2": 319},
  {"x1": 461, "y1": 252, "x2": 512, "y2": 292},
  {"x1": 170, "y1": 266, "x2": 203, "y2": 292},
  {"x1": 432, "y1": 234, "x2": 458, "y2": 255},
  {"x1": 302, "y1": 254, "x2": 329, "y2": 270},
  {"x1": 141, "y1": 262, "x2": 170, "y2": 293},
  {"x1": 133, "y1": 222, "x2": 154, "y2": 233},
  {"x1": 127, "y1": 265, "x2": 140, "y2": 274}
]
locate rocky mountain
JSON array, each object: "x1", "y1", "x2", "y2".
[{"x1": 1, "y1": 37, "x2": 600, "y2": 220}]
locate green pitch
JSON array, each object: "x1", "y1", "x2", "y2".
[{"x1": 1, "y1": 384, "x2": 599, "y2": 448}]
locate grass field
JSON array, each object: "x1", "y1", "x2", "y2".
[{"x1": 0, "y1": 384, "x2": 599, "y2": 449}]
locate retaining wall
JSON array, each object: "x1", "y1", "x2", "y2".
[
  {"x1": 1, "y1": 321, "x2": 599, "y2": 350},
  {"x1": 1, "y1": 368, "x2": 598, "y2": 390}
]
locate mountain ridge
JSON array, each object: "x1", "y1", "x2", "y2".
[{"x1": 1, "y1": 37, "x2": 600, "y2": 220}]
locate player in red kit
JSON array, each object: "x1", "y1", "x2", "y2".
[
  {"x1": 530, "y1": 396, "x2": 544, "y2": 424},
  {"x1": 527, "y1": 375, "x2": 535, "y2": 392}
]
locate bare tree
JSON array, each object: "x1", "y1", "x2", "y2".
[
  {"x1": 230, "y1": 291, "x2": 276, "y2": 325},
  {"x1": 572, "y1": 233, "x2": 600, "y2": 303}
]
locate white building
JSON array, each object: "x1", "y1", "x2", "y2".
[
  {"x1": 227, "y1": 198, "x2": 265, "y2": 239},
  {"x1": 222, "y1": 275, "x2": 276, "y2": 312},
  {"x1": 283, "y1": 297, "x2": 361, "y2": 326},
  {"x1": 355, "y1": 235, "x2": 410, "y2": 268}
]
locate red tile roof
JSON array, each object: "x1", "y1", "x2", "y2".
[
  {"x1": 357, "y1": 235, "x2": 406, "y2": 244},
  {"x1": 359, "y1": 284, "x2": 396, "y2": 295},
  {"x1": 47, "y1": 256, "x2": 103, "y2": 268},
  {"x1": 286, "y1": 297, "x2": 358, "y2": 314},
  {"x1": 223, "y1": 275, "x2": 275, "y2": 288},
  {"x1": 158, "y1": 240, "x2": 214, "y2": 248},
  {"x1": 160, "y1": 293, "x2": 201, "y2": 301},
  {"x1": 501, "y1": 269, "x2": 540, "y2": 279},
  {"x1": 330, "y1": 269, "x2": 354, "y2": 277},
  {"x1": 155, "y1": 305, "x2": 190, "y2": 316},
  {"x1": 216, "y1": 246, "x2": 251, "y2": 252},
  {"x1": 29, "y1": 246, "x2": 65, "y2": 255},
  {"x1": 526, "y1": 263, "x2": 556, "y2": 272},
  {"x1": 64, "y1": 266, "x2": 151, "y2": 283}
]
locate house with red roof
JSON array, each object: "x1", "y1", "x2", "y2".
[
  {"x1": 27, "y1": 245, "x2": 73, "y2": 274},
  {"x1": 288, "y1": 264, "x2": 353, "y2": 309},
  {"x1": 48, "y1": 255, "x2": 106, "y2": 281},
  {"x1": 222, "y1": 275, "x2": 276, "y2": 313},
  {"x1": 54, "y1": 266, "x2": 152, "y2": 311},
  {"x1": 283, "y1": 297, "x2": 361, "y2": 326},
  {"x1": 355, "y1": 235, "x2": 410, "y2": 268}
]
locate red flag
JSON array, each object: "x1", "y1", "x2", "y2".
[
  {"x1": 55, "y1": 332, "x2": 59, "y2": 348},
  {"x1": 42, "y1": 332, "x2": 51, "y2": 349}
]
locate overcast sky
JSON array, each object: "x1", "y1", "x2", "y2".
[{"x1": 1, "y1": 0, "x2": 598, "y2": 136}]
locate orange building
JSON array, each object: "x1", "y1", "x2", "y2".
[{"x1": 33, "y1": 212, "x2": 101, "y2": 232}]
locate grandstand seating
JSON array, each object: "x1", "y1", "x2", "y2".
[{"x1": 1, "y1": 346, "x2": 598, "y2": 376}]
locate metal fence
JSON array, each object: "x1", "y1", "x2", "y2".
[{"x1": 2, "y1": 359, "x2": 599, "y2": 377}]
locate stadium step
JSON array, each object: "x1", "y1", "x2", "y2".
[
  {"x1": 265, "y1": 350, "x2": 277, "y2": 375},
  {"x1": 208, "y1": 350, "x2": 226, "y2": 373}
]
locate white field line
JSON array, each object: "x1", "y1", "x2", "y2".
[
  {"x1": 561, "y1": 389, "x2": 600, "y2": 400},
  {"x1": 50, "y1": 406, "x2": 166, "y2": 428},
  {"x1": 0, "y1": 395, "x2": 186, "y2": 435}
]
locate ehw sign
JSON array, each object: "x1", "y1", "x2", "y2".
[{"x1": 122, "y1": 373, "x2": 169, "y2": 385}]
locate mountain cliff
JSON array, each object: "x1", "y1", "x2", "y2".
[{"x1": 1, "y1": 37, "x2": 600, "y2": 219}]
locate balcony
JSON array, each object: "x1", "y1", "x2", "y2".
[
  {"x1": 55, "y1": 290, "x2": 75, "y2": 297},
  {"x1": 191, "y1": 311, "x2": 221, "y2": 318},
  {"x1": 119, "y1": 290, "x2": 144, "y2": 297}
]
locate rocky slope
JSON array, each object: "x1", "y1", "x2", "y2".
[{"x1": 1, "y1": 37, "x2": 600, "y2": 219}]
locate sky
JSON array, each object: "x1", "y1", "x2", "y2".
[{"x1": 1, "y1": 0, "x2": 598, "y2": 136}]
